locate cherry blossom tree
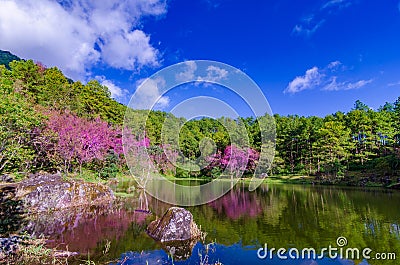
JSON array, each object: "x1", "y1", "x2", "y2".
[
  {"x1": 44, "y1": 111, "x2": 121, "y2": 173},
  {"x1": 203, "y1": 145, "x2": 260, "y2": 178}
]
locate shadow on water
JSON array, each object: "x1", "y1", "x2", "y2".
[
  {"x1": 25, "y1": 180, "x2": 400, "y2": 265},
  {"x1": 0, "y1": 184, "x2": 25, "y2": 236}
]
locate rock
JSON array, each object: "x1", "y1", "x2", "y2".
[
  {"x1": 0, "y1": 174, "x2": 14, "y2": 183},
  {"x1": 147, "y1": 207, "x2": 202, "y2": 261},
  {"x1": 147, "y1": 207, "x2": 201, "y2": 242},
  {"x1": 16, "y1": 173, "x2": 114, "y2": 212},
  {"x1": 160, "y1": 238, "x2": 198, "y2": 261}
]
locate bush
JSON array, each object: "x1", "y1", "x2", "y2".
[{"x1": 175, "y1": 167, "x2": 190, "y2": 178}]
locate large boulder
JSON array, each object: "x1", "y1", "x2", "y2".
[
  {"x1": 16, "y1": 173, "x2": 114, "y2": 212},
  {"x1": 160, "y1": 238, "x2": 199, "y2": 261},
  {"x1": 147, "y1": 207, "x2": 201, "y2": 242}
]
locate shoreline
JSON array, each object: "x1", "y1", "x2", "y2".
[{"x1": 159, "y1": 174, "x2": 400, "y2": 190}]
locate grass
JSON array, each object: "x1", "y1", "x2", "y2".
[
  {"x1": 154, "y1": 174, "x2": 314, "y2": 185},
  {"x1": 63, "y1": 167, "x2": 398, "y2": 198},
  {"x1": 2, "y1": 237, "x2": 69, "y2": 265},
  {"x1": 2, "y1": 236, "x2": 118, "y2": 265},
  {"x1": 113, "y1": 191, "x2": 138, "y2": 197},
  {"x1": 68, "y1": 169, "x2": 108, "y2": 184},
  {"x1": 141, "y1": 172, "x2": 398, "y2": 188},
  {"x1": 263, "y1": 175, "x2": 314, "y2": 184}
]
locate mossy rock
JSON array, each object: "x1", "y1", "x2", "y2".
[
  {"x1": 16, "y1": 173, "x2": 114, "y2": 212},
  {"x1": 147, "y1": 207, "x2": 201, "y2": 242}
]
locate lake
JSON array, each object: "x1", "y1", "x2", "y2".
[{"x1": 32, "y1": 181, "x2": 400, "y2": 265}]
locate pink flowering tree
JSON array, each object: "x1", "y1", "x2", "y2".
[
  {"x1": 149, "y1": 144, "x2": 178, "y2": 176},
  {"x1": 203, "y1": 145, "x2": 260, "y2": 178},
  {"x1": 246, "y1": 147, "x2": 260, "y2": 173},
  {"x1": 203, "y1": 151, "x2": 224, "y2": 178},
  {"x1": 44, "y1": 111, "x2": 121, "y2": 173},
  {"x1": 221, "y1": 145, "x2": 248, "y2": 179},
  {"x1": 123, "y1": 128, "x2": 155, "y2": 186}
]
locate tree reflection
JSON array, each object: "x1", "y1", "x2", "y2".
[
  {"x1": 25, "y1": 183, "x2": 400, "y2": 265},
  {"x1": 209, "y1": 185, "x2": 262, "y2": 219}
]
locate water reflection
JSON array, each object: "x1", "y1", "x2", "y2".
[
  {"x1": 145, "y1": 178, "x2": 238, "y2": 206},
  {"x1": 0, "y1": 185, "x2": 25, "y2": 236},
  {"x1": 159, "y1": 238, "x2": 199, "y2": 261},
  {"x1": 26, "y1": 182, "x2": 400, "y2": 265},
  {"x1": 27, "y1": 203, "x2": 151, "y2": 254},
  {"x1": 209, "y1": 184, "x2": 262, "y2": 219}
]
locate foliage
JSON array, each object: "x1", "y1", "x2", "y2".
[
  {"x1": 0, "y1": 57, "x2": 127, "y2": 176},
  {"x1": 42, "y1": 111, "x2": 122, "y2": 173},
  {"x1": 271, "y1": 100, "x2": 399, "y2": 180},
  {"x1": 0, "y1": 52, "x2": 399, "y2": 182},
  {"x1": 0, "y1": 89, "x2": 43, "y2": 173},
  {"x1": 0, "y1": 49, "x2": 20, "y2": 69}
]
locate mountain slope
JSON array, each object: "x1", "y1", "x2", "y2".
[{"x1": 0, "y1": 50, "x2": 21, "y2": 69}]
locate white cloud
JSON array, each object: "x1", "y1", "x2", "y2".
[
  {"x1": 133, "y1": 78, "x2": 169, "y2": 109},
  {"x1": 202, "y1": 65, "x2": 229, "y2": 82},
  {"x1": 155, "y1": 95, "x2": 170, "y2": 108},
  {"x1": 0, "y1": 0, "x2": 167, "y2": 80},
  {"x1": 323, "y1": 77, "x2": 373, "y2": 91},
  {"x1": 95, "y1": 75, "x2": 128, "y2": 99},
  {"x1": 286, "y1": 61, "x2": 374, "y2": 94},
  {"x1": 322, "y1": 0, "x2": 351, "y2": 10},
  {"x1": 203, "y1": 0, "x2": 221, "y2": 9},
  {"x1": 194, "y1": 65, "x2": 229, "y2": 88},
  {"x1": 175, "y1": 61, "x2": 197, "y2": 82},
  {"x1": 100, "y1": 30, "x2": 159, "y2": 70},
  {"x1": 388, "y1": 81, "x2": 400, "y2": 87},
  {"x1": 345, "y1": 79, "x2": 373, "y2": 90},
  {"x1": 293, "y1": 0, "x2": 351, "y2": 37},
  {"x1": 285, "y1": 67, "x2": 322, "y2": 94},
  {"x1": 292, "y1": 20, "x2": 325, "y2": 37},
  {"x1": 327, "y1": 60, "x2": 342, "y2": 69},
  {"x1": 322, "y1": 76, "x2": 339, "y2": 91}
]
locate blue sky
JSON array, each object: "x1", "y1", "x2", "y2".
[{"x1": 0, "y1": 0, "x2": 399, "y2": 117}]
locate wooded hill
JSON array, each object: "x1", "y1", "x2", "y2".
[{"x1": 1, "y1": 50, "x2": 399, "y2": 185}]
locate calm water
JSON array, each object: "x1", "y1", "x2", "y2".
[{"x1": 31, "y1": 182, "x2": 400, "y2": 265}]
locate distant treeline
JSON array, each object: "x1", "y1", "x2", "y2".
[{"x1": 0, "y1": 55, "x2": 399, "y2": 181}]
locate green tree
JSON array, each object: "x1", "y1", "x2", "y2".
[
  {"x1": 313, "y1": 121, "x2": 352, "y2": 176},
  {"x1": 76, "y1": 80, "x2": 125, "y2": 125},
  {"x1": 0, "y1": 91, "x2": 43, "y2": 173},
  {"x1": 9, "y1": 60, "x2": 44, "y2": 99},
  {"x1": 353, "y1": 99, "x2": 370, "y2": 111},
  {"x1": 0, "y1": 50, "x2": 21, "y2": 69},
  {"x1": 346, "y1": 108, "x2": 374, "y2": 165},
  {"x1": 394, "y1": 97, "x2": 400, "y2": 157},
  {"x1": 38, "y1": 67, "x2": 73, "y2": 110}
]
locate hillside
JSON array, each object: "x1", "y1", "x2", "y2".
[
  {"x1": 0, "y1": 50, "x2": 399, "y2": 187},
  {"x1": 0, "y1": 50, "x2": 21, "y2": 69}
]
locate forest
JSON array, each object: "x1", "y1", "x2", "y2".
[{"x1": 1, "y1": 51, "x2": 399, "y2": 186}]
